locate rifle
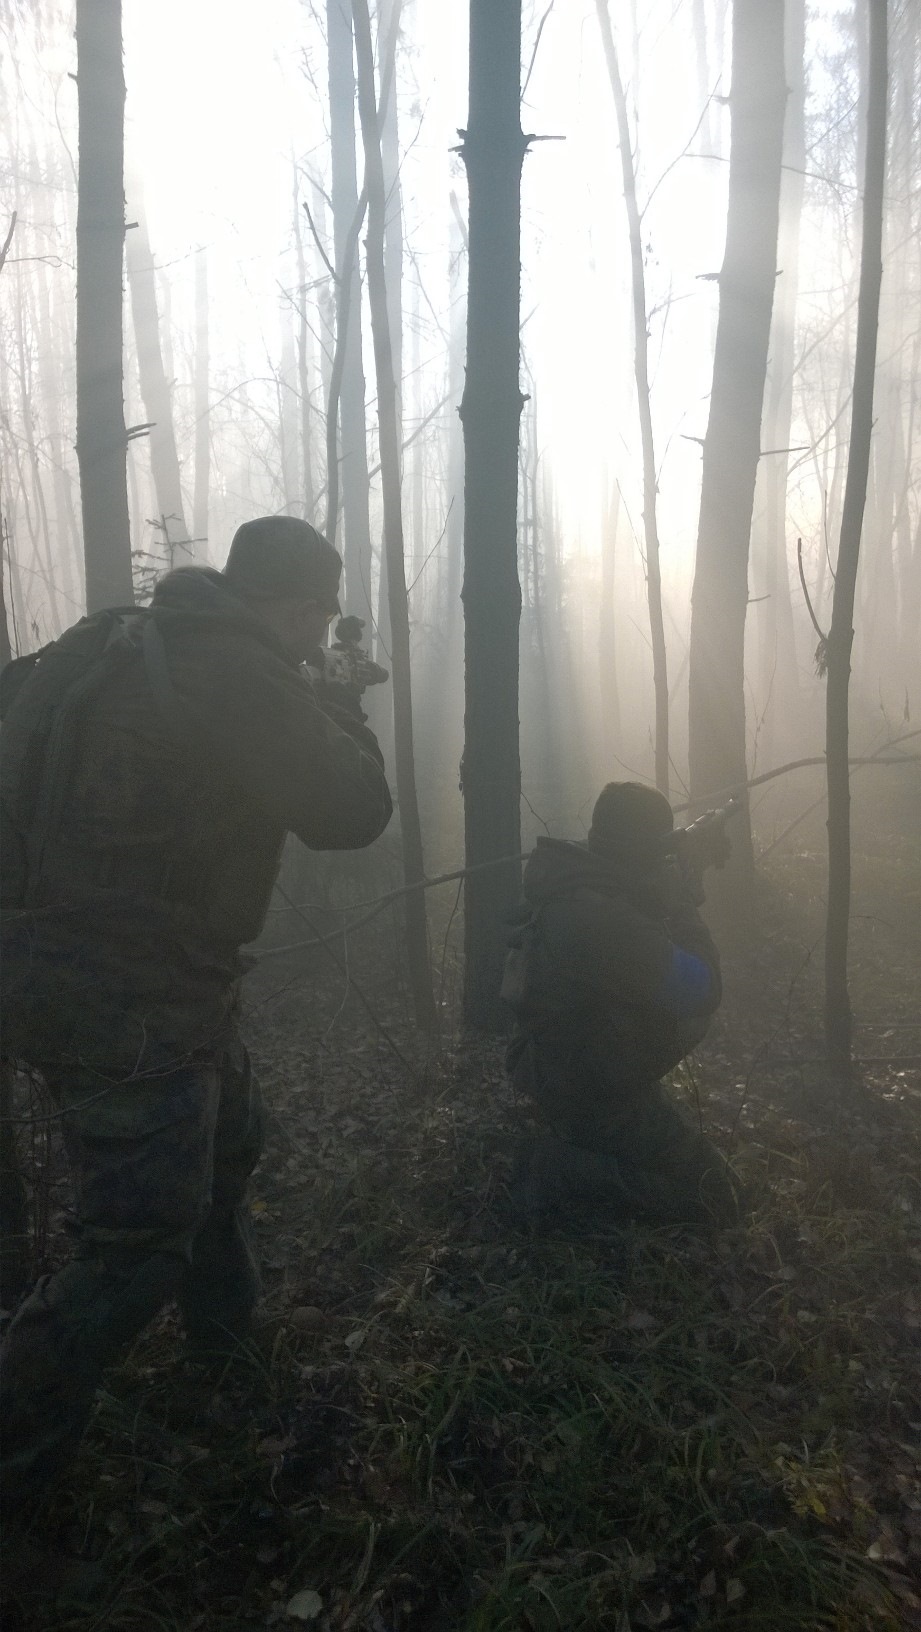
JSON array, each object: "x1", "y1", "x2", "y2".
[{"x1": 664, "y1": 796, "x2": 743, "y2": 873}]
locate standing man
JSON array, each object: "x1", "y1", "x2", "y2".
[
  {"x1": 502, "y1": 782, "x2": 740, "y2": 1226},
  {"x1": 0, "y1": 516, "x2": 392, "y2": 1510}
]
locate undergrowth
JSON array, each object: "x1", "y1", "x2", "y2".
[{"x1": 3, "y1": 825, "x2": 920, "y2": 1632}]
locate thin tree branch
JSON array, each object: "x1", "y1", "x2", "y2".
[
  {"x1": 301, "y1": 196, "x2": 338, "y2": 283},
  {"x1": 0, "y1": 211, "x2": 17, "y2": 275}
]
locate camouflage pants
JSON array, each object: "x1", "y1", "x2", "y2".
[
  {"x1": 0, "y1": 1029, "x2": 264, "y2": 1510},
  {"x1": 509, "y1": 1034, "x2": 739, "y2": 1227}
]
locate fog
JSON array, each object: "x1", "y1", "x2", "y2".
[{"x1": 1, "y1": 0, "x2": 918, "y2": 861}]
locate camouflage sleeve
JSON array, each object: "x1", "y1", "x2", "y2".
[{"x1": 170, "y1": 634, "x2": 393, "y2": 850}]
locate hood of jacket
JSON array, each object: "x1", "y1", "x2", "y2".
[{"x1": 151, "y1": 566, "x2": 295, "y2": 664}]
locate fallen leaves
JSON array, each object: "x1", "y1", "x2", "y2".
[{"x1": 284, "y1": 1587, "x2": 324, "y2": 1621}]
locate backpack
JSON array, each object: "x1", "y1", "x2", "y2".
[
  {"x1": 0, "y1": 609, "x2": 236, "y2": 1072},
  {"x1": 1, "y1": 607, "x2": 176, "y2": 907}
]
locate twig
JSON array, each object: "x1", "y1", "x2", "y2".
[
  {"x1": 448, "y1": 190, "x2": 469, "y2": 251},
  {"x1": 797, "y1": 535, "x2": 828, "y2": 642},
  {"x1": 301, "y1": 196, "x2": 338, "y2": 283},
  {"x1": 273, "y1": 884, "x2": 417, "y2": 1079},
  {"x1": 522, "y1": 1, "x2": 556, "y2": 103},
  {"x1": 259, "y1": 737, "x2": 920, "y2": 961},
  {"x1": 0, "y1": 211, "x2": 17, "y2": 275}
]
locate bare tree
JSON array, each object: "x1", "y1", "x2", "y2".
[
  {"x1": 125, "y1": 188, "x2": 193, "y2": 564},
  {"x1": 598, "y1": 479, "x2": 622, "y2": 765},
  {"x1": 596, "y1": 0, "x2": 669, "y2": 797},
  {"x1": 459, "y1": 0, "x2": 530, "y2": 1030},
  {"x1": 755, "y1": 0, "x2": 805, "y2": 768},
  {"x1": 824, "y1": 0, "x2": 888, "y2": 1076},
  {"x1": 326, "y1": 0, "x2": 373, "y2": 620},
  {"x1": 371, "y1": 0, "x2": 405, "y2": 663},
  {"x1": 75, "y1": 0, "x2": 134, "y2": 611},
  {"x1": 0, "y1": 514, "x2": 12, "y2": 670},
  {"x1": 291, "y1": 175, "x2": 316, "y2": 525},
  {"x1": 192, "y1": 247, "x2": 210, "y2": 555},
  {"x1": 687, "y1": 0, "x2": 785, "y2": 885},
  {"x1": 352, "y1": 0, "x2": 434, "y2": 1028}
]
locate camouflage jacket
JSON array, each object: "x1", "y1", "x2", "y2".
[
  {"x1": 0, "y1": 568, "x2": 392, "y2": 1071},
  {"x1": 508, "y1": 837, "x2": 721, "y2": 1083}
]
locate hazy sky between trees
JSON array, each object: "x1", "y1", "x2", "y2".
[{"x1": 1, "y1": 0, "x2": 917, "y2": 849}]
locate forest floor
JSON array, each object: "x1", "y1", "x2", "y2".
[{"x1": 3, "y1": 780, "x2": 920, "y2": 1632}]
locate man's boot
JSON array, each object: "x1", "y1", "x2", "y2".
[
  {"x1": 177, "y1": 1203, "x2": 261, "y2": 1371},
  {"x1": 0, "y1": 1247, "x2": 182, "y2": 1514}
]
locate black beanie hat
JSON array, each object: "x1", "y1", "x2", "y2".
[
  {"x1": 588, "y1": 781, "x2": 674, "y2": 859},
  {"x1": 223, "y1": 516, "x2": 342, "y2": 611},
  {"x1": 335, "y1": 615, "x2": 365, "y2": 642}
]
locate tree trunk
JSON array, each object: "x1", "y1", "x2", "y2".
[
  {"x1": 459, "y1": 0, "x2": 528, "y2": 1031},
  {"x1": 373, "y1": 0, "x2": 404, "y2": 663},
  {"x1": 596, "y1": 1, "x2": 669, "y2": 797},
  {"x1": 34, "y1": 230, "x2": 84, "y2": 611},
  {"x1": 687, "y1": 0, "x2": 785, "y2": 886},
  {"x1": 824, "y1": 0, "x2": 887, "y2": 1077},
  {"x1": 75, "y1": 0, "x2": 134, "y2": 612},
  {"x1": 352, "y1": 0, "x2": 434, "y2": 1029},
  {"x1": 192, "y1": 247, "x2": 210, "y2": 555},
  {"x1": 0, "y1": 519, "x2": 13, "y2": 668},
  {"x1": 13, "y1": 262, "x2": 64, "y2": 635},
  {"x1": 278, "y1": 319, "x2": 299, "y2": 514},
  {"x1": 599, "y1": 479, "x2": 622, "y2": 765},
  {"x1": 291, "y1": 175, "x2": 316, "y2": 524},
  {"x1": 756, "y1": 0, "x2": 805, "y2": 768},
  {"x1": 327, "y1": 0, "x2": 373, "y2": 620},
  {"x1": 125, "y1": 188, "x2": 192, "y2": 565}
]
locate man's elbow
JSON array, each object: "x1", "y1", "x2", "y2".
[
  {"x1": 341, "y1": 784, "x2": 393, "y2": 848},
  {"x1": 299, "y1": 779, "x2": 393, "y2": 850}
]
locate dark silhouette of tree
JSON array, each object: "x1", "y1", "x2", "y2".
[
  {"x1": 825, "y1": 0, "x2": 888, "y2": 1076},
  {"x1": 459, "y1": 0, "x2": 530, "y2": 1030},
  {"x1": 75, "y1": 0, "x2": 134, "y2": 611},
  {"x1": 352, "y1": 0, "x2": 434, "y2": 1028},
  {"x1": 687, "y1": 0, "x2": 785, "y2": 884}
]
